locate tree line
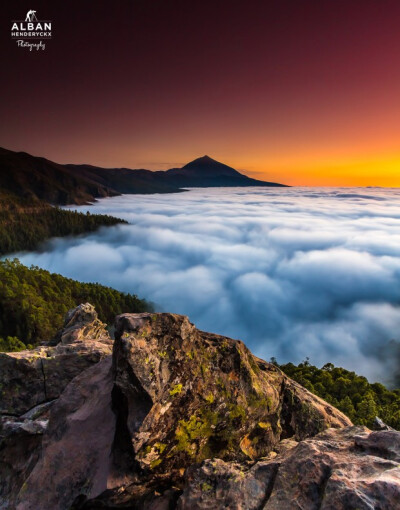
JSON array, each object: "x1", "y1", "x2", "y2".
[
  {"x1": 0, "y1": 259, "x2": 151, "y2": 351},
  {"x1": 0, "y1": 191, "x2": 126, "y2": 255},
  {"x1": 275, "y1": 358, "x2": 400, "y2": 430}
]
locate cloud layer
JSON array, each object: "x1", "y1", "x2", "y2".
[{"x1": 16, "y1": 187, "x2": 400, "y2": 384}]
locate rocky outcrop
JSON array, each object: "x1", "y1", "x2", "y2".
[
  {"x1": 0, "y1": 303, "x2": 112, "y2": 416},
  {"x1": 1, "y1": 307, "x2": 399, "y2": 510},
  {"x1": 110, "y1": 312, "x2": 349, "y2": 473},
  {"x1": 0, "y1": 304, "x2": 112, "y2": 508},
  {"x1": 178, "y1": 426, "x2": 400, "y2": 509},
  {"x1": 15, "y1": 357, "x2": 115, "y2": 510}
]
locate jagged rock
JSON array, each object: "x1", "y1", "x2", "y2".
[
  {"x1": 12, "y1": 312, "x2": 349, "y2": 509},
  {"x1": 20, "y1": 401, "x2": 55, "y2": 421},
  {"x1": 54, "y1": 302, "x2": 110, "y2": 345},
  {"x1": 0, "y1": 303, "x2": 112, "y2": 416},
  {"x1": 373, "y1": 416, "x2": 394, "y2": 431},
  {"x1": 178, "y1": 426, "x2": 400, "y2": 510},
  {"x1": 0, "y1": 304, "x2": 112, "y2": 509},
  {"x1": 0, "y1": 400, "x2": 54, "y2": 509},
  {"x1": 111, "y1": 312, "x2": 350, "y2": 475},
  {"x1": 2, "y1": 419, "x2": 48, "y2": 436},
  {"x1": 0, "y1": 420, "x2": 43, "y2": 508},
  {"x1": 15, "y1": 357, "x2": 115, "y2": 510},
  {"x1": 6, "y1": 310, "x2": 399, "y2": 510},
  {"x1": 178, "y1": 457, "x2": 278, "y2": 510},
  {"x1": 354, "y1": 428, "x2": 400, "y2": 460}
]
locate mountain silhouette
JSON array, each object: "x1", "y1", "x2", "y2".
[
  {"x1": 182, "y1": 155, "x2": 239, "y2": 175},
  {"x1": 0, "y1": 148, "x2": 287, "y2": 205},
  {"x1": 160, "y1": 155, "x2": 287, "y2": 187}
]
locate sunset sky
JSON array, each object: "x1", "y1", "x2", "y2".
[{"x1": 1, "y1": 0, "x2": 400, "y2": 186}]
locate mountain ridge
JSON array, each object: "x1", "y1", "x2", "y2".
[
  {"x1": 162, "y1": 154, "x2": 287, "y2": 187},
  {"x1": 0, "y1": 147, "x2": 287, "y2": 205}
]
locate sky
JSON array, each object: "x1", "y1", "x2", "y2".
[
  {"x1": 16, "y1": 187, "x2": 400, "y2": 386},
  {"x1": 1, "y1": 0, "x2": 400, "y2": 186}
]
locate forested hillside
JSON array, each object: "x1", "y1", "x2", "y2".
[
  {"x1": 0, "y1": 147, "x2": 116, "y2": 205},
  {"x1": 0, "y1": 259, "x2": 151, "y2": 351},
  {"x1": 277, "y1": 359, "x2": 400, "y2": 429},
  {"x1": 0, "y1": 147, "x2": 284, "y2": 205},
  {"x1": 0, "y1": 190, "x2": 126, "y2": 255},
  {"x1": 0, "y1": 147, "x2": 181, "y2": 204}
]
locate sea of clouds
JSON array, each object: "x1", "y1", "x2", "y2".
[{"x1": 16, "y1": 187, "x2": 400, "y2": 385}]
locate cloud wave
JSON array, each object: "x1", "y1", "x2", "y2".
[{"x1": 16, "y1": 187, "x2": 400, "y2": 385}]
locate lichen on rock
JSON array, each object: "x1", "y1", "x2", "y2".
[
  {"x1": 2, "y1": 307, "x2": 398, "y2": 510},
  {"x1": 178, "y1": 426, "x2": 400, "y2": 510},
  {"x1": 111, "y1": 312, "x2": 350, "y2": 475}
]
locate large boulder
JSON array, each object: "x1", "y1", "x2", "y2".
[
  {"x1": 14, "y1": 357, "x2": 115, "y2": 510},
  {"x1": 0, "y1": 304, "x2": 112, "y2": 508},
  {"x1": 111, "y1": 313, "x2": 350, "y2": 474},
  {"x1": 178, "y1": 426, "x2": 400, "y2": 510},
  {"x1": 0, "y1": 303, "x2": 112, "y2": 416},
  {"x1": 9, "y1": 312, "x2": 350, "y2": 509},
  {"x1": 5, "y1": 309, "x2": 398, "y2": 510}
]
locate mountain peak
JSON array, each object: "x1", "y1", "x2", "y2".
[
  {"x1": 174, "y1": 154, "x2": 287, "y2": 186},
  {"x1": 182, "y1": 155, "x2": 238, "y2": 175},
  {"x1": 183, "y1": 155, "x2": 220, "y2": 167}
]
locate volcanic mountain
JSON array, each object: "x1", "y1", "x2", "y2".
[
  {"x1": 0, "y1": 148, "x2": 287, "y2": 206},
  {"x1": 156, "y1": 155, "x2": 287, "y2": 188}
]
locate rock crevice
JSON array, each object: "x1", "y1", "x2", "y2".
[{"x1": 1, "y1": 307, "x2": 399, "y2": 510}]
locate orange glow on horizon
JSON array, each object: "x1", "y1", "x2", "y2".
[
  {"x1": 242, "y1": 155, "x2": 400, "y2": 187},
  {"x1": 2, "y1": 2, "x2": 400, "y2": 189}
]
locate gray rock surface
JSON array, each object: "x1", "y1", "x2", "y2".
[
  {"x1": 0, "y1": 303, "x2": 112, "y2": 416},
  {"x1": 1, "y1": 308, "x2": 399, "y2": 510},
  {"x1": 15, "y1": 357, "x2": 115, "y2": 510},
  {"x1": 178, "y1": 426, "x2": 400, "y2": 510},
  {"x1": 0, "y1": 304, "x2": 112, "y2": 508}
]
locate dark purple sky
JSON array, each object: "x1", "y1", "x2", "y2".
[{"x1": 1, "y1": 0, "x2": 400, "y2": 185}]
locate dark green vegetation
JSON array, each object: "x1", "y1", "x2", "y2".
[
  {"x1": 0, "y1": 190, "x2": 127, "y2": 255},
  {"x1": 0, "y1": 259, "x2": 151, "y2": 351},
  {"x1": 276, "y1": 358, "x2": 400, "y2": 430},
  {"x1": 0, "y1": 147, "x2": 116, "y2": 205},
  {"x1": 0, "y1": 147, "x2": 178, "y2": 205},
  {"x1": 0, "y1": 151, "x2": 157, "y2": 352}
]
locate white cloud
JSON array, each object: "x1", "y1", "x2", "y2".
[{"x1": 16, "y1": 187, "x2": 400, "y2": 385}]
